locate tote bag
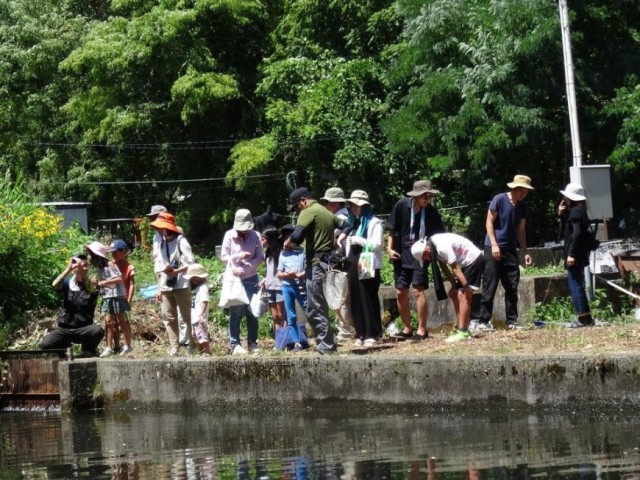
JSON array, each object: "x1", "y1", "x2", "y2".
[
  {"x1": 218, "y1": 267, "x2": 249, "y2": 308},
  {"x1": 358, "y1": 246, "x2": 375, "y2": 280}
]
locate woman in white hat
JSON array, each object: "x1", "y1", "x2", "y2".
[
  {"x1": 558, "y1": 183, "x2": 594, "y2": 327},
  {"x1": 220, "y1": 209, "x2": 265, "y2": 355},
  {"x1": 345, "y1": 190, "x2": 384, "y2": 347}
]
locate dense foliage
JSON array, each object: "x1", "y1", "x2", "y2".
[{"x1": 2, "y1": 0, "x2": 640, "y2": 328}]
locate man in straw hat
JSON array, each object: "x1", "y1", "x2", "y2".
[
  {"x1": 386, "y1": 180, "x2": 445, "y2": 341},
  {"x1": 284, "y1": 187, "x2": 353, "y2": 354},
  {"x1": 470, "y1": 174, "x2": 534, "y2": 332}
]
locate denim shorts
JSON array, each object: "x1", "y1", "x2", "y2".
[
  {"x1": 101, "y1": 297, "x2": 130, "y2": 314},
  {"x1": 266, "y1": 288, "x2": 284, "y2": 304}
]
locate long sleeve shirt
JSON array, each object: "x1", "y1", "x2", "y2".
[{"x1": 220, "y1": 229, "x2": 265, "y2": 279}]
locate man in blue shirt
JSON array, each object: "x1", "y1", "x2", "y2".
[{"x1": 472, "y1": 175, "x2": 534, "y2": 331}]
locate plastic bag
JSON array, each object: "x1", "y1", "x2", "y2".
[
  {"x1": 250, "y1": 288, "x2": 268, "y2": 318},
  {"x1": 218, "y1": 268, "x2": 249, "y2": 308}
]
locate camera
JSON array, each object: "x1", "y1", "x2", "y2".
[{"x1": 165, "y1": 259, "x2": 180, "y2": 288}]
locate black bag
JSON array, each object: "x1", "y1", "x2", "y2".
[{"x1": 586, "y1": 224, "x2": 600, "y2": 251}]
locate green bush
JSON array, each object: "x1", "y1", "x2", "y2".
[{"x1": 0, "y1": 179, "x2": 92, "y2": 347}]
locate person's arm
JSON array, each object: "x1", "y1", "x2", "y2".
[
  {"x1": 127, "y1": 272, "x2": 136, "y2": 304},
  {"x1": 97, "y1": 263, "x2": 123, "y2": 289},
  {"x1": 386, "y1": 233, "x2": 400, "y2": 260},
  {"x1": 517, "y1": 218, "x2": 532, "y2": 266},
  {"x1": 52, "y1": 258, "x2": 75, "y2": 288},
  {"x1": 486, "y1": 209, "x2": 500, "y2": 260},
  {"x1": 566, "y1": 216, "x2": 582, "y2": 267},
  {"x1": 246, "y1": 233, "x2": 265, "y2": 269}
]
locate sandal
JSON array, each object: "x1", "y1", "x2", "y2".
[{"x1": 392, "y1": 330, "x2": 414, "y2": 340}]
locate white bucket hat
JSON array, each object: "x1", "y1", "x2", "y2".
[
  {"x1": 347, "y1": 189, "x2": 370, "y2": 206},
  {"x1": 560, "y1": 183, "x2": 586, "y2": 201},
  {"x1": 411, "y1": 239, "x2": 429, "y2": 267},
  {"x1": 233, "y1": 209, "x2": 254, "y2": 231}
]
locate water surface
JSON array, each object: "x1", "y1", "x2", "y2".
[{"x1": 1, "y1": 407, "x2": 640, "y2": 479}]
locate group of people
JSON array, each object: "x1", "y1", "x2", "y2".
[{"x1": 39, "y1": 174, "x2": 597, "y2": 357}]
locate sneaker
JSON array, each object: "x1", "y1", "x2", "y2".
[
  {"x1": 445, "y1": 330, "x2": 471, "y2": 343},
  {"x1": 507, "y1": 322, "x2": 523, "y2": 330},
  {"x1": 248, "y1": 343, "x2": 259, "y2": 354},
  {"x1": 363, "y1": 338, "x2": 378, "y2": 347},
  {"x1": 99, "y1": 347, "x2": 115, "y2": 358},
  {"x1": 119, "y1": 345, "x2": 133, "y2": 356},
  {"x1": 293, "y1": 342, "x2": 302, "y2": 352},
  {"x1": 232, "y1": 345, "x2": 247, "y2": 355},
  {"x1": 354, "y1": 338, "x2": 363, "y2": 347},
  {"x1": 169, "y1": 348, "x2": 179, "y2": 357},
  {"x1": 469, "y1": 320, "x2": 495, "y2": 332}
]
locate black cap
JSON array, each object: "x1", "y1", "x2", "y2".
[{"x1": 288, "y1": 187, "x2": 311, "y2": 212}]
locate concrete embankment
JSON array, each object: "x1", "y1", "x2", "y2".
[{"x1": 59, "y1": 354, "x2": 640, "y2": 412}]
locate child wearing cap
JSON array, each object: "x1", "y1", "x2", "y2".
[
  {"x1": 277, "y1": 225, "x2": 307, "y2": 351},
  {"x1": 109, "y1": 239, "x2": 135, "y2": 354},
  {"x1": 184, "y1": 263, "x2": 212, "y2": 355},
  {"x1": 85, "y1": 241, "x2": 132, "y2": 357}
]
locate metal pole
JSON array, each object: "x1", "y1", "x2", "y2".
[{"x1": 558, "y1": 0, "x2": 582, "y2": 168}]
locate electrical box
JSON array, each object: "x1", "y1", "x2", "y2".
[{"x1": 569, "y1": 165, "x2": 613, "y2": 220}]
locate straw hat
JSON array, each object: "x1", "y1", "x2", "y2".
[
  {"x1": 149, "y1": 212, "x2": 181, "y2": 233},
  {"x1": 183, "y1": 263, "x2": 209, "y2": 280},
  {"x1": 233, "y1": 209, "x2": 254, "y2": 231},
  {"x1": 560, "y1": 183, "x2": 586, "y2": 201},
  {"x1": 507, "y1": 175, "x2": 534, "y2": 190}
]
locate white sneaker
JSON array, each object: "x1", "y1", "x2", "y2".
[
  {"x1": 119, "y1": 345, "x2": 133, "y2": 356},
  {"x1": 248, "y1": 343, "x2": 259, "y2": 354},
  {"x1": 99, "y1": 347, "x2": 114, "y2": 358},
  {"x1": 232, "y1": 345, "x2": 247, "y2": 355},
  {"x1": 363, "y1": 338, "x2": 377, "y2": 347},
  {"x1": 469, "y1": 320, "x2": 495, "y2": 332},
  {"x1": 354, "y1": 338, "x2": 363, "y2": 347}
]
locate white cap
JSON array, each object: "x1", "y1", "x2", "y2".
[{"x1": 411, "y1": 239, "x2": 429, "y2": 267}]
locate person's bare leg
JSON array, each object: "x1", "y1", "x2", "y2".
[
  {"x1": 414, "y1": 287, "x2": 428, "y2": 336},
  {"x1": 396, "y1": 287, "x2": 412, "y2": 334}
]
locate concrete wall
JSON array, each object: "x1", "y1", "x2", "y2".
[
  {"x1": 380, "y1": 274, "x2": 569, "y2": 327},
  {"x1": 58, "y1": 354, "x2": 640, "y2": 412}
]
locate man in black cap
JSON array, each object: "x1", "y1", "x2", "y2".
[
  {"x1": 283, "y1": 187, "x2": 352, "y2": 354},
  {"x1": 386, "y1": 180, "x2": 446, "y2": 340}
]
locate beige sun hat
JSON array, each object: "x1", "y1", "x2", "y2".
[
  {"x1": 407, "y1": 180, "x2": 440, "y2": 197},
  {"x1": 507, "y1": 174, "x2": 534, "y2": 190},
  {"x1": 321, "y1": 187, "x2": 346, "y2": 203},
  {"x1": 560, "y1": 183, "x2": 586, "y2": 201},
  {"x1": 183, "y1": 263, "x2": 209, "y2": 280},
  {"x1": 233, "y1": 209, "x2": 254, "y2": 231},
  {"x1": 346, "y1": 189, "x2": 370, "y2": 206}
]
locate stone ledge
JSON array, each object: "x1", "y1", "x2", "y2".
[{"x1": 59, "y1": 354, "x2": 640, "y2": 412}]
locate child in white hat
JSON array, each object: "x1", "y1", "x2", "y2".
[{"x1": 184, "y1": 263, "x2": 212, "y2": 355}]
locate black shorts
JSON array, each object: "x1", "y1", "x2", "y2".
[
  {"x1": 393, "y1": 263, "x2": 429, "y2": 290},
  {"x1": 460, "y1": 254, "x2": 486, "y2": 290}
]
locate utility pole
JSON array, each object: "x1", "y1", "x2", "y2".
[{"x1": 558, "y1": 0, "x2": 582, "y2": 168}]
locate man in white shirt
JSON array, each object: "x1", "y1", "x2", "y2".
[{"x1": 412, "y1": 233, "x2": 486, "y2": 343}]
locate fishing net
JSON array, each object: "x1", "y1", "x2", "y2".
[{"x1": 322, "y1": 269, "x2": 348, "y2": 310}]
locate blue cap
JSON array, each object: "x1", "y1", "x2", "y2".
[{"x1": 108, "y1": 239, "x2": 128, "y2": 252}]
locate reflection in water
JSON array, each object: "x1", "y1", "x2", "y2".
[{"x1": 1, "y1": 407, "x2": 640, "y2": 479}]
